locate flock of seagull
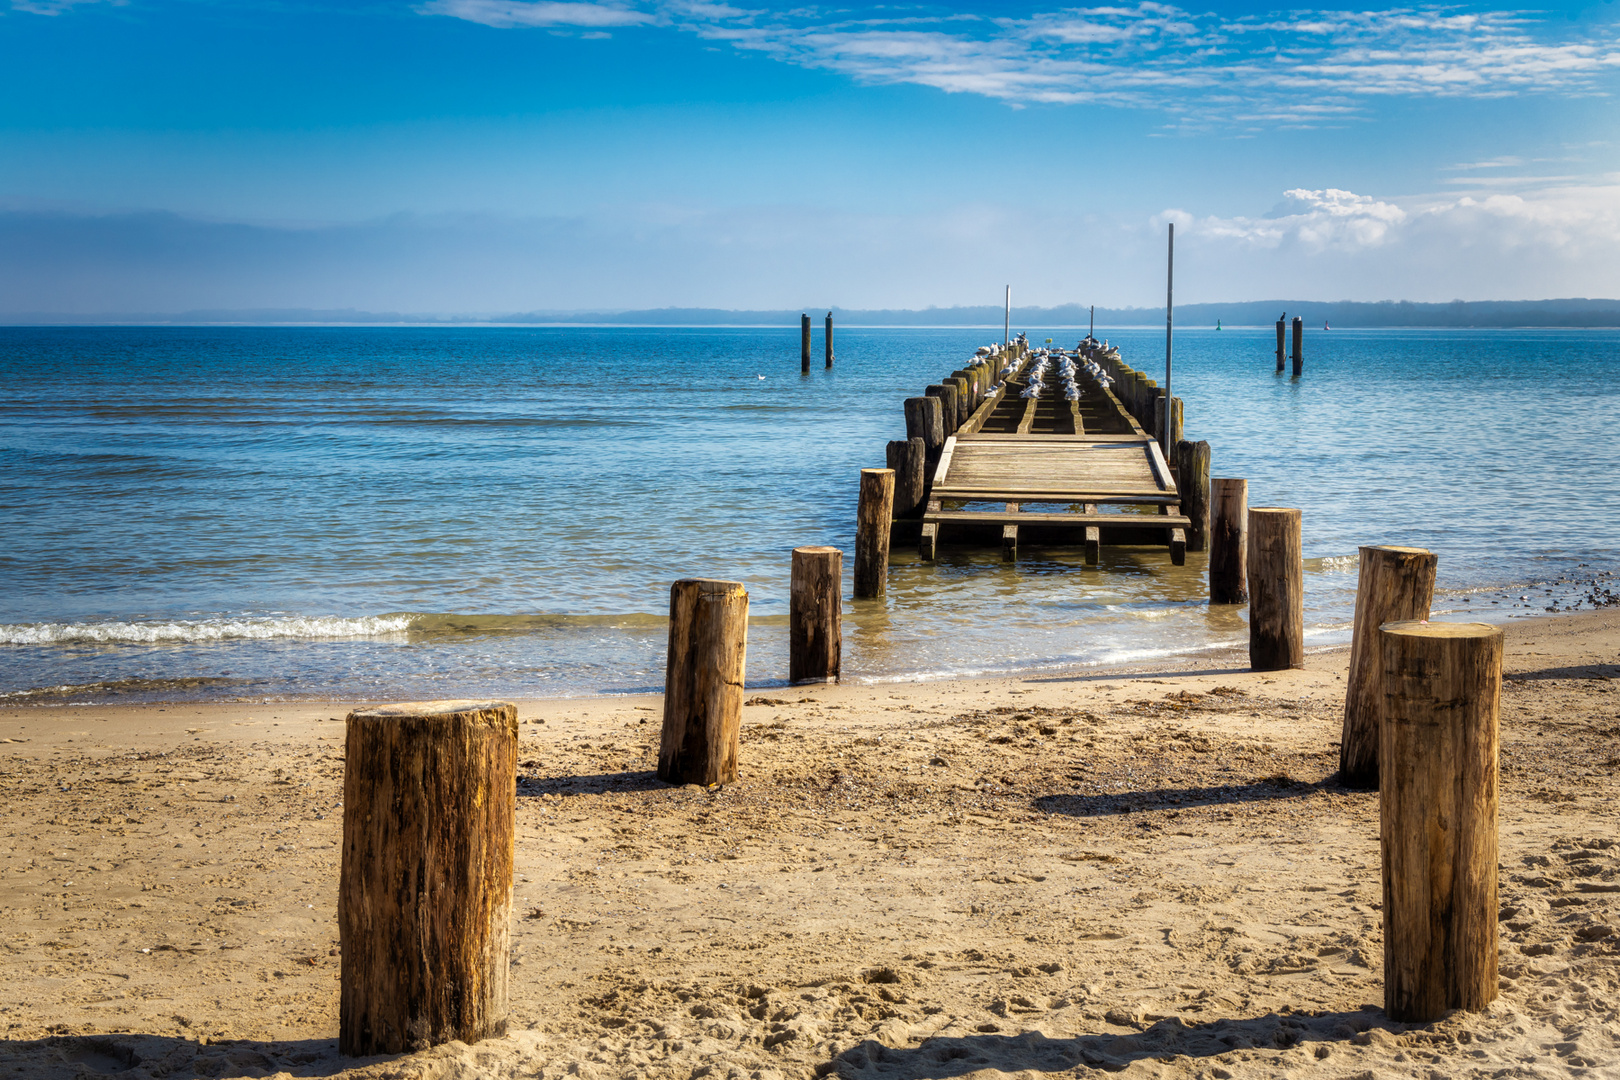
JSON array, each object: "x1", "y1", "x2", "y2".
[{"x1": 970, "y1": 334, "x2": 1120, "y2": 407}]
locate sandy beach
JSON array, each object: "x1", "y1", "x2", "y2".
[{"x1": 2, "y1": 610, "x2": 1617, "y2": 1079}]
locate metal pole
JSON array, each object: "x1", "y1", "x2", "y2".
[
  {"x1": 1164, "y1": 223, "x2": 1174, "y2": 463},
  {"x1": 1004, "y1": 285, "x2": 1010, "y2": 348},
  {"x1": 1089, "y1": 304, "x2": 1094, "y2": 340}
]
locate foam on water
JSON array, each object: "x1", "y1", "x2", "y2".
[{"x1": 0, "y1": 614, "x2": 415, "y2": 645}]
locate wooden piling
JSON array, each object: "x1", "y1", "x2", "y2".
[
  {"x1": 1275, "y1": 318, "x2": 1286, "y2": 372},
  {"x1": 1380, "y1": 620, "x2": 1503, "y2": 1023},
  {"x1": 1083, "y1": 502, "x2": 1100, "y2": 567},
  {"x1": 801, "y1": 314, "x2": 811, "y2": 373},
  {"x1": 1001, "y1": 503, "x2": 1018, "y2": 562},
  {"x1": 1291, "y1": 316, "x2": 1303, "y2": 376},
  {"x1": 854, "y1": 468, "x2": 895, "y2": 598},
  {"x1": 1174, "y1": 440, "x2": 1211, "y2": 552},
  {"x1": 1340, "y1": 546, "x2": 1437, "y2": 788},
  {"x1": 926, "y1": 383, "x2": 959, "y2": 436},
  {"x1": 1154, "y1": 395, "x2": 1183, "y2": 448},
  {"x1": 904, "y1": 396, "x2": 943, "y2": 453},
  {"x1": 659, "y1": 579, "x2": 748, "y2": 785},
  {"x1": 789, "y1": 547, "x2": 841, "y2": 684},
  {"x1": 824, "y1": 311, "x2": 834, "y2": 368},
  {"x1": 340, "y1": 700, "x2": 517, "y2": 1056},
  {"x1": 1209, "y1": 479, "x2": 1247, "y2": 603},
  {"x1": 886, "y1": 438, "x2": 926, "y2": 519},
  {"x1": 1247, "y1": 507, "x2": 1303, "y2": 670},
  {"x1": 948, "y1": 376, "x2": 972, "y2": 426}
]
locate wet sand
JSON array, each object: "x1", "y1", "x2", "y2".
[{"x1": 1, "y1": 610, "x2": 1617, "y2": 1079}]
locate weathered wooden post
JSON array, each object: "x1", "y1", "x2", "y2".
[
  {"x1": 659, "y1": 579, "x2": 748, "y2": 785},
  {"x1": 854, "y1": 468, "x2": 895, "y2": 599},
  {"x1": 824, "y1": 311, "x2": 834, "y2": 368},
  {"x1": 926, "y1": 383, "x2": 959, "y2": 436},
  {"x1": 1291, "y1": 316, "x2": 1303, "y2": 376},
  {"x1": 801, "y1": 313, "x2": 811, "y2": 373},
  {"x1": 904, "y1": 396, "x2": 945, "y2": 480},
  {"x1": 1340, "y1": 546, "x2": 1437, "y2": 788},
  {"x1": 946, "y1": 376, "x2": 971, "y2": 426},
  {"x1": 790, "y1": 547, "x2": 841, "y2": 684},
  {"x1": 1209, "y1": 478, "x2": 1247, "y2": 603},
  {"x1": 1154, "y1": 395, "x2": 1183, "y2": 448},
  {"x1": 1247, "y1": 507, "x2": 1303, "y2": 670},
  {"x1": 1174, "y1": 440, "x2": 1211, "y2": 552},
  {"x1": 1275, "y1": 317, "x2": 1286, "y2": 372},
  {"x1": 340, "y1": 700, "x2": 517, "y2": 1057},
  {"x1": 1380, "y1": 620, "x2": 1503, "y2": 1023},
  {"x1": 886, "y1": 437, "x2": 926, "y2": 519}
]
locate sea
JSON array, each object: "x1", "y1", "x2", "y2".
[{"x1": 2, "y1": 324, "x2": 1617, "y2": 705}]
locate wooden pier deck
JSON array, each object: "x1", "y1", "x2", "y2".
[{"x1": 919, "y1": 342, "x2": 1190, "y2": 564}]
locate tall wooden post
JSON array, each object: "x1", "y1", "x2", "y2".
[
  {"x1": 825, "y1": 311, "x2": 834, "y2": 368},
  {"x1": 1291, "y1": 316, "x2": 1303, "y2": 376},
  {"x1": 904, "y1": 396, "x2": 944, "y2": 480},
  {"x1": 1275, "y1": 317, "x2": 1286, "y2": 372},
  {"x1": 1174, "y1": 440, "x2": 1211, "y2": 552},
  {"x1": 1380, "y1": 621, "x2": 1502, "y2": 1023},
  {"x1": 789, "y1": 547, "x2": 841, "y2": 684},
  {"x1": 1209, "y1": 478, "x2": 1247, "y2": 603},
  {"x1": 1340, "y1": 546, "x2": 1437, "y2": 788},
  {"x1": 659, "y1": 579, "x2": 748, "y2": 786},
  {"x1": 886, "y1": 438, "x2": 926, "y2": 519},
  {"x1": 1247, "y1": 507, "x2": 1303, "y2": 670},
  {"x1": 801, "y1": 314, "x2": 811, "y2": 373},
  {"x1": 946, "y1": 376, "x2": 971, "y2": 426},
  {"x1": 340, "y1": 700, "x2": 517, "y2": 1056},
  {"x1": 854, "y1": 468, "x2": 895, "y2": 599}
]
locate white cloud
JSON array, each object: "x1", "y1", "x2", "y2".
[
  {"x1": 1177, "y1": 189, "x2": 1408, "y2": 249},
  {"x1": 422, "y1": 2, "x2": 1620, "y2": 122},
  {"x1": 8, "y1": 0, "x2": 124, "y2": 13},
  {"x1": 418, "y1": 0, "x2": 653, "y2": 29}
]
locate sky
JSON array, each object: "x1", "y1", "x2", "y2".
[{"x1": 2, "y1": 0, "x2": 1618, "y2": 314}]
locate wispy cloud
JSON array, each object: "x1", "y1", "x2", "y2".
[
  {"x1": 7, "y1": 0, "x2": 125, "y2": 13},
  {"x1": 422, "y1": 2, "x2": 1620, "y2": 122},
  {"x1": 417, "y1": 0, "x2": 653, "y2": 29}
]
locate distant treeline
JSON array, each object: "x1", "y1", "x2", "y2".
[{"x1": 9, "y1": 298, "x2": 1620, "y2": 327}]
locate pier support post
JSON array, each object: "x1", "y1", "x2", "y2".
[
  {"x1": 825, "y1": 311, "x2": 834, "y2": 368},
  {"x1": 946, "y1": 376, "x2": 971, "y2": 427},
  {"x1": 1174, "y1": 440, "x2": 1211, "y2": 552},
  {"x1": 1209, "y1": 479, "x2": 1247, "y2": 603},
  {"x1": 926, "y1": 384, "x2": 959, "y2": 436},
  {"x1": 886, "y1": 438, "x2": 926, "y2": 519},
  {"x1": 1291, "y1": 316, "x2": 1303, "y2": 376},
  {"x1": 1340, "y1": 546, "x2": 1437, "y2": 788},
  {"x1": 1247, "y1": 507, "x2": 1303, "y2": 670},
  {"x1": 1380, "y1": 620, "x2": 1502, "y2": 1023},
  {"x1": 340, "y1": 700, "x2": 517, "y2": 1057},
  {"x1": 801, "y1": 314, "x2": 811, "y2": 373},
  {"x1": 1083, "y1": 502, "x2": 1100, "y2": 567},
  {"x1": 659, "y1": 579, "x2": 749, "y2": 785},
  {"x1": 854, "y1": 468, "x2": 895, "y2": 599},
  {"x1": 1001, "y1": 503, "x2": 1018, "y2": 562},
  {"x1": 1155, "y1": 396, "x2": 1183, "y2": 448},
  {"x1": 904, "y1": 396, "x2": 945, "y2": 482},
  {"x1": 1275, "y1": 318, "x2": 1286, "y2": 372},
  {"x1": 790, "y1": 547, "x2": 841, "y2": 684}
]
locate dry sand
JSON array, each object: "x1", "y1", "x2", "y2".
[{"x1": 2, "y1": 611, "x2": 1618, "y2": 1080}]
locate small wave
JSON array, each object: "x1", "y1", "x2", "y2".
[
  {"x1": 1310, "y1": 555, "x2": 1360, "y2": 574},
  {"x1": 0, "y1": 676, "x2": 243, "y2": 700},
  {"x1": 0, "y1": 614, "x2": 415, "y2": 646}
]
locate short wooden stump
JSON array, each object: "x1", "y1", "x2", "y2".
[{"x1": 339, "y1": 700, "x2": 518, "y2": 1056}]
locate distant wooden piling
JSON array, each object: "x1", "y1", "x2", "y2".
[
  {"x1": 1381, "y1": 620, "x2": 1502, "y2": 1023},
  {"x1": 801, "y1": 314, "x2": 811, "y2": 373},
  {"x1": 854, "y1": 468, "x2": 895, "y2": 599},
  {"x1": 1247, "y1": 507, "x2": 1303, "y2": 670},
  {"x1": 789, "y1": 547, "x2": 842, "y2": 684},
  {"x1": 1340, "y1": 546, "x2": 1437, "y2": 788},
  {"x1": 1209, "y1": 479, "x2": 1247, "y2": 603},
  {"x1": 886, "y1": 437, "x2": 926, "y2": 519},
  {"x1": 1291, "y1": 317, "x2": 1303, "y2": 376},
  {"x1": 1174, "y1": 440, "x2": 1211, "y2": 552},
  {"x1": 659, "y1": 579, "x2": 748, "y2": 786},
  {"x1": 340, "y1": 700, "x2": 516, "y2": 1057},
  {"x1": 1275, "y1": 318, "x2": 1286, "y2": 372},
  {"x1": 825, "y1": 312, "x2": 834, "y2": 368}
]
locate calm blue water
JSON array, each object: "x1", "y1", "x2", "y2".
[{"x1": 2, "y1": 325, "x2": 1617, "y2": 702}]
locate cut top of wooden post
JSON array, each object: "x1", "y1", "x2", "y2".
[
  {"x1": 349, "y1": 700, "x2": 517, "y2": 723},
  {"x1": 1380, "y1": 619, "x2": 1500, "y2": 644}
]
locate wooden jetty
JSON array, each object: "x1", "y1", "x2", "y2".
[{"x1": 903, "y1": 336, "x2": 1196, "y2": 566}]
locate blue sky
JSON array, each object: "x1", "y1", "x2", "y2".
[{"x1": 2, "y1": 0, "x2": 1618, "y2": 313}]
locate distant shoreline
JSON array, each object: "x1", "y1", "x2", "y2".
[{"x1": 6, "y1": 297, "x2": 1620, "y2": 329}]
